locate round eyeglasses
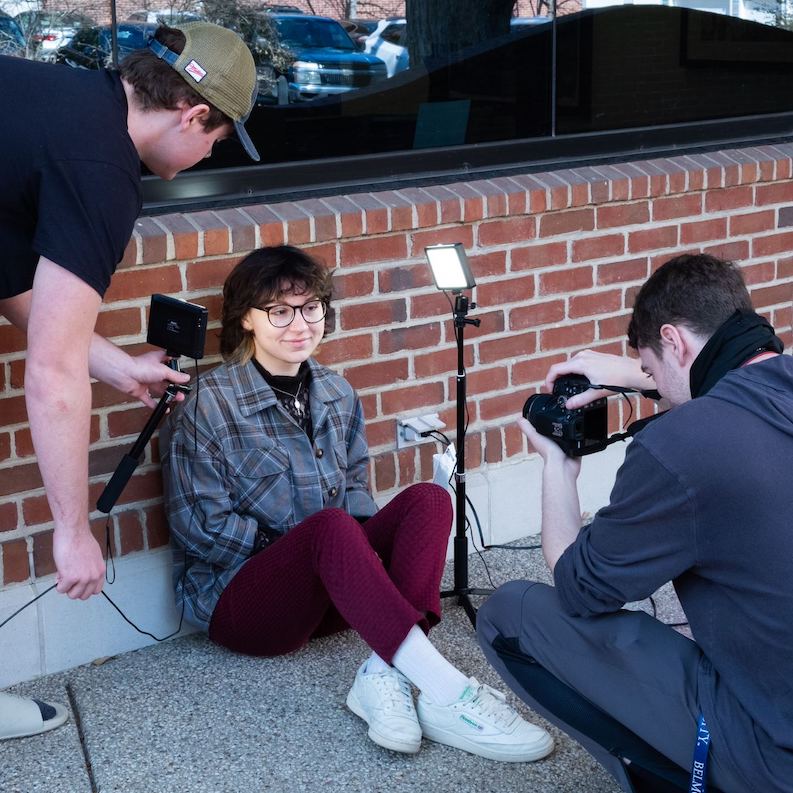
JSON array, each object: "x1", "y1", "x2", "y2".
[{"x1": 252, "y1": 299, "x2": 327, "y2": 328}]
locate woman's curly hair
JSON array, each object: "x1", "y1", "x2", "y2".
[{"x1": 220, "y1": 245, "x2": 333, "y2": 362}]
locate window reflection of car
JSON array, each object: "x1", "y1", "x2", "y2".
[
  {"x1": 262, "y1": 4, "x2": 304, "y2": 12},
  {"x1": 126, "y1": 9, "x2": 204, "y2": 25},
  {"x1": 258, "y1": 14, "x2": 387, "y2": 103},
  {"x1": 0, "y1": 12, "x2": 26, "y2": 58},
  {"x1": 340, "y1": 18, "x2": 380, "y2": 49},
  {"x1": 14, "y1": 11, "x2": 95, "y2": 61},
  {"x1": 363, "y1": 16, "x2": 552, "y2": 78},
  {"x1": 54, "y1": 23, "x2": 157, "y2": 69},
  {"x1": 362, "y1": 18, "x2": 408, "y2": 78}
]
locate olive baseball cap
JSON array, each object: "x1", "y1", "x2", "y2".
[{"x1": 147, "y1": 22, "x2": 260, "y2": 162}]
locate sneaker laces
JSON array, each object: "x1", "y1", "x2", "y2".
[
  {"x1": 462, "y1": 683, "x2": 519, "y2": 729},
  {"x1": 371, "y1": 670, "x2": 414, "y2": 714}
]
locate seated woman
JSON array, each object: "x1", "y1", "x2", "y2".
[{"x1": 160, "y1": 245, "x2": 553, "y2": 763}]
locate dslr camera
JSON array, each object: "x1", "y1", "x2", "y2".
[{"x1": 523, "y1": 375, "x2": 608, "y2": 457}]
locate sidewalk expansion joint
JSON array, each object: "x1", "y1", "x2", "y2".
[{"x1": 66, "y1": 683, "x2": 98, "y2": 793}]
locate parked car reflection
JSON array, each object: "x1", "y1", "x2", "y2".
[
  {"x1": 363, "y1": 16, "x2": 551, "y2": 78},
  {"x1": 125, "y1": 9, "x2": 204, "y2": 25},
  {"x1": 340, "y1": 18, "x2": 379, "y2": 49},
  {"x1": 362, "y1": 17, "x2": 407, "y2": 77},
  {"x1": 256, "y1": 13, "x2": 387, "y2": 103},
  {"x1": 0, "y1": 11, "x2": 26, "y2": 58},
  {"x1": 54, "y1": 22, "x2": 157, "y2": 69},
  {"x1": 14, "y1": 10, "x2": 94, "y2": 61}
]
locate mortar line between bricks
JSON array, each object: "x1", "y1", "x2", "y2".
[{"x1": 66, "y1": 682, "x2": 98, "y2": 793}]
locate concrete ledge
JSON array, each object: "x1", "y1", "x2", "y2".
[{"x1": 0, "y1": 549, "x2": 195, "y2": 689}]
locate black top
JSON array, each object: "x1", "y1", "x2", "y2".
[
  {"x1": 0, "y1": 57, "x2": 142, "y2": 299},
  {"x1": 252, "y1": 358, "x2": 313, "y2": 439}
]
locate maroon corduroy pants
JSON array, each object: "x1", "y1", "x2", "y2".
[{"x1": 208, "y1": 482, "x2": 453, "y2": 663}]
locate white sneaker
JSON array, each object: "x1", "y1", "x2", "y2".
[
  {"x1": 417, "y1": 678, "x2": 554, "y2": 762},
  {"x1": 346, "y1": 662, "x2": 422, "y2": 754}
]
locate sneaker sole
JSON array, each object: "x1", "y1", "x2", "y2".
[
  {"x1": 346, "y1": 689, "x2": 422, "y2": 754},
  {"x1": 420, "y1": 722, "x2": 554, "y2": 763}
]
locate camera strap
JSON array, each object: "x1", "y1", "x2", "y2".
[
  {"x1": 586, "y1": 384, "x2": 667, "y2": 447},
  {"x1": 601, "y1": 410, "x2": 668, "y2": 448},
  {"x1": 588, "y1": 384, "x2": 661, "y2": 401}
]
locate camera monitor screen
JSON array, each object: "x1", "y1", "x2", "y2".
[{"x1": 147, "y1": 294, "x2": 208, "y2": 359}]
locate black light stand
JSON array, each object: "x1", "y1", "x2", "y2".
[
  {"x1": 97, "y1": 358, "x2": 190, "y2": 514},
  {"x1": 439, "y1": 292, "x2": 493, "y2": 627}
]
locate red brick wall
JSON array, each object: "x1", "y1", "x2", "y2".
[{"x1": 1, "y1": 145, "x2": 792, "y2": 586}]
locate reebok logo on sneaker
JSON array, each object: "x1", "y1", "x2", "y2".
[
  {"x1": 417, "y1": 677, "x2": 554, "y2": 763},
  {"x1": 460, "y1": 714, "x2": 483, "y2": 731}
]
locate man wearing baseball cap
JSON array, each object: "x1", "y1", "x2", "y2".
[
  {"x1": 0, "y1": 22, "x2": 258, "y2": 739},
  {"x1": 144, "y1": 22, "x2": 261, "y2": 163}
]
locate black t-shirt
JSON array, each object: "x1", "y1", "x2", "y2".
[{"x1": 0, "y1": 56, "x2": 142, "y2": 299}]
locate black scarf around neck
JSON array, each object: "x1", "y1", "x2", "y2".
[{"x1": 689, "y1": 309, "x2": 783, "y2": 398}]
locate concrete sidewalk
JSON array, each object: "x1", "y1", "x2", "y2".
[{"x1": 1, "y1": 542, "x2": 687, "y2": 793}]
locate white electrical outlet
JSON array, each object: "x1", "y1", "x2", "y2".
[{"x1": 396, "y1": 413, "x2": 446, "y2": 449}]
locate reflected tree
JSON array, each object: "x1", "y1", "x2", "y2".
[
  {"x1": 405, "y1": 0, "x2": 515, "y2": 62},
  {"x1": 10, "y1": 1, "x2": 103, "y2": 60},
  {"x1": 202, "y1": 0, "x2": 294, "y2": 94},
  {"x1": 302, "y1": 1, "x2": 397, "y2": 17}
]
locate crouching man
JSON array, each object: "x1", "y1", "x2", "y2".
[{"x1": 477, "y1": 254, "x2": 793, "y2": 793}]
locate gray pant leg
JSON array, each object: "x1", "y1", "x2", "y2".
[
  {"x1": 477, "y1": 581, "x2": 743, "y2": 792},
  {"x1": 477, "y1": 581, "x2": 637, "y2": 791}
]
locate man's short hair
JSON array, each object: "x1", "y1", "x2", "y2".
[
  {"x1": 627, "y1": 254, "x2": 753, "y2": 353},
  {"x1": 118, "y1": 25, "x2": 229, "y2": 132}
]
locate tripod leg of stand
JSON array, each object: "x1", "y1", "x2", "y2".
[
  {"x1": 440, "y1": 589, "x2": 493, "y2": 628},
  {"x1": 458, "y1": 593, "x2": 479, "y2": 626}
]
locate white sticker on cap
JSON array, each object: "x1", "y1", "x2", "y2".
[{"x1": 185, "y1": 60, "x2": 207, "y2": 82}]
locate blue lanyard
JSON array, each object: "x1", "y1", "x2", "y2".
[{"x1": 689, "y1": 713, "x2": 710, "y2": 793}]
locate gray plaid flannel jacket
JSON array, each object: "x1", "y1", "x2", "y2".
[{"x1": 160, "y1": 356, "x2": 377, "y2": 630}]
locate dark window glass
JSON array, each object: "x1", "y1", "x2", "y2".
[
  {"x1": 206, "y1": 21, "x2": 553, "y2": 169},
  {"x1": 556, "y1": 7, "x2": 793, "y2": 133},
  {"x1": 202, "y1": 7, "x2": 793, "y2": 174},
  {"x1": 19, "y1": 2, "x2": 783, "y2": 208}
]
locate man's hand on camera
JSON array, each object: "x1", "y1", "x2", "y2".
[
  {"x1": 88, "y1": 338, "x2": 192, "y2": 408},
  {"x1": 517, "y1": 416, "x2": 581, "y2": 474},
  {"x1": 545, "y1": 349, "x2": 652, "y2": 409},
  {"x1": 53, "y1": 527, "x2": 106, "y2": 600},
  {"x1": 122, "y1": 350, "x2": 191, "y2": 408}
]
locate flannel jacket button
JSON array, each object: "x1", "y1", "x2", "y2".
[
  {"x1": 329, "y1": 486, "x2": 338, "y2": 498},
  {"x1": 315, "y1": 448, "x2": 324, "y2": 458}
]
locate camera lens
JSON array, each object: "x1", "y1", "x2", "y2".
[{"x1": 522, "y1": 393, "x2": 552, "y2": 422}]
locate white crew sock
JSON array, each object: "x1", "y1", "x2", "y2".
[
  {"x1": 365, "y1": 652, "x2": 391, "y2": 674},
  {"x1": 391, "y1": 625, "x2": 469, "y2": 706}
]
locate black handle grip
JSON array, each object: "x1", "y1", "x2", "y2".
[{"x1": 96, "y1": 453, "x2": 140, "y2": 514}]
